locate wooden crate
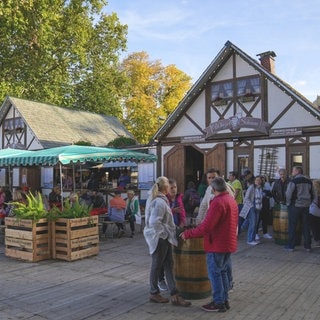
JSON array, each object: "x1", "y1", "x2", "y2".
[
  {"x1": 52, "y1": 216, "x2": 99, "y2": 261},
  {"x1": 5, "y1": 217, "x2": 51, "y2": 262}
]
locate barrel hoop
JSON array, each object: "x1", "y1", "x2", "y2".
[
  {"x1": 175, "y1": 275, "x2": 209, "y2": 282},
  {"x1": 173, "y1": 248, "x2": 204, "y2": 255}
]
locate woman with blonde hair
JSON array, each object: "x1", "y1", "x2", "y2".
[
  {"x1": 143, "y1": 176, "x2": 191, "y2": 307},
  {"x1": 309, "y1": 179, "x2": 320, "y2": 246}
]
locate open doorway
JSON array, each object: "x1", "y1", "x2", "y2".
[{"x1": 185, "y1": 146, "x2": 204, "y2": 191}]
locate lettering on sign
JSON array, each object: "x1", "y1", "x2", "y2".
[{"x1": 204, "y1": 115, "x2": 271, "y2": 138}]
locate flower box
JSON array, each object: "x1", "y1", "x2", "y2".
[
  {"x1": 5, "y1": 217, "x2": 51, "y2": 262},
  {"x1": 240, "y1": 95, "x2": 255, "y2": 103},
  {"x1": 52, "y1": 216, "x2": 99, "y2": 261},
  {"x1": 213, "y1": 99, "x2": 227, "y2": 106}
]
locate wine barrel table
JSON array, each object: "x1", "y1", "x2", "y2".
[{"x1": 173, "y1": 237, "x2": 211, "y2": 300}]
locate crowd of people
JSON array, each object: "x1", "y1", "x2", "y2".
[
  {"x1": 143, "y1": 165, "x2": 319, "y2": 313},
  {"x1": 1, "y1": 165, "x2": 318, "y2": 313}
]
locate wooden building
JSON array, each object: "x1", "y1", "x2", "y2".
[
  {"x1": 153, "y1": 41, "x2": 320, "y2": 193},
  {"x1": 0, "y1": 96, "x2": 134, "y2": 191}
]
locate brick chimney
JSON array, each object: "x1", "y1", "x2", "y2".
[{"x1": 256, "y1": 51, "x2": 276, "y2": 73}]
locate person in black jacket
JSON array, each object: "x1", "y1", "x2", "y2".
[
  {"x1": 271, "y1": 168, "x2": 290, "y2": 205},
  {"x1": 183, "y1": 181, "x2": 200, "y2": 224},
  {"x1": 285, "y1": 166, "x2": 313, "y2": 252}
]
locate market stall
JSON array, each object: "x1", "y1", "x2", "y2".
[{"x1": 0, "y1": 145, "x2": 157, "y2": 199}]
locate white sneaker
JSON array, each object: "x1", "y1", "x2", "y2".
[
  {"x1": 263, "y1": 233, "x2": 272, "y2": 239},
  {"x1": 247, "y1": 241, "x2": 259, "y2": 246},
  {"x1": 255, "y1": 234, "x2": 260, "y2": 241},
  {"x1": 158, "y1": 280, "x2": 168, "y2": 291}
]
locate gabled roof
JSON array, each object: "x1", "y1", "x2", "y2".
[
  {"x1": 153, "y1": 40, "x2": 320, "y2": 142},
  {"x1": 0, "y1": 96, "x2": 134, "y2": 148}
]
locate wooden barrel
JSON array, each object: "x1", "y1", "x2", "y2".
[
  {"x1": 273, "y1": 203, "x2": 289, "y2": 245},
  {"x1": 273, "y1": 203, "x2": 301, "y2": 245},
  {"x1": 173, "y1": 238, "x2": 211, "y2": 300}
]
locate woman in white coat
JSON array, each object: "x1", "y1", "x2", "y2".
[{"x1": 143, "y1": 176, "x2": 191, "y2": 307}]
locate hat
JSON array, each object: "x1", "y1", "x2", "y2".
[{"x1": 243, "y1": 170, "x2": 252, "y2": 176}]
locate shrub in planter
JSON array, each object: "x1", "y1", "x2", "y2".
[
  {"x1": 5, "y1": 192, "x2": 51, "y2": 262},
  {"x1": 50, "y1": 199, "x2": 99, "y2": 261}
]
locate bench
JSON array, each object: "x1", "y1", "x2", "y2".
[{"x1": 101, "y1": 220, "x2": 129, "y2": 239}]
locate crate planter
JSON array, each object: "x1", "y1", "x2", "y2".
[
  {"x1": 52, "y1": 216, "x2": 99, "y2": 261},
  {"x1": 5, "y1": 217, "x2": 51, "y2": 262}
]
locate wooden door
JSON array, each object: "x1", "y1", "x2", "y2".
[
  {"x1": 233, "y1": 141, "x2": 254, "y2": 176},
  {"x1": 164, "y1": 146, "x2": 185, "y2": 194},
  {"x1": 286, "y1": 138, "x2": 309, "y2": 176},
  {"x1": 21, "y1": 166, "x2": 41, "y2": 193},
  {"x1": 205, "y1": 143, "x2": 226, "y2": 177}
]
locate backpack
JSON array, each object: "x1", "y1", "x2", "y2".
[{"x1": 189, "y1": 190, "x2": 201, "y2": 207}]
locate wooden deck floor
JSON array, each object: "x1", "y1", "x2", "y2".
[{"x1": 1, "y1": 228, "x2": 320, "y2": 320}]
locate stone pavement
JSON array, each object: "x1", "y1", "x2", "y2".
[{"x1": 0, "y1": 228, "x2": 320, "y2": 320}]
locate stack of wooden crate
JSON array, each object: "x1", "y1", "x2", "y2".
[{"x1": 5, "y1": 217, "x2": 51, "y2": 262}]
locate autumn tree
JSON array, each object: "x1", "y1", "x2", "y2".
[
  {"x1": 0, "y1": 0, "x2": 127, "y2": 118},
  {"x1": 121, "y1": 52, "x2": 192, "y2": 144}
]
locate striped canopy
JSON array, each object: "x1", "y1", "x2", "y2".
[{"x1": 0, "y1": 145, "x2": 157, "y2": 166}]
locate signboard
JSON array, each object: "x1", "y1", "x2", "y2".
[
  {"x1": 205, "y1": 115, "x2": 270, "y2": 138},
  {"x1": 269, "y1": 128, "x2": 302, "y2": 137}
]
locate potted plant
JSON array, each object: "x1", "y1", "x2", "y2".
[
  {"x1": 50, "y1": 198, "x2": 99, "y2": 261},
  {"x1": 5, "y1": 192, "x2": 51, "y2": 262}
]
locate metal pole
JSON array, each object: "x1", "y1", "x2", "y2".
[{"x1": 59, "y1": 163, "x2": 64, "y2": 210}]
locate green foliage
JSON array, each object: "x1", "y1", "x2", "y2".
[
  {"x1": 49, "y1": 199, "x2": 92, "y2": 219},
  {"x1": 107, "y1": 136, "x2": 137, "y2": 148},
  {"x1": 121, "y1": 52, "x2": 192, "y2": 144},
  {"x1": 11, "y1": 192, "x2": 48, "y2": 221},
  {"x1": 74, "y1": 141, "x2": 92, "y2": 146},
  {"x1": 0, "y1": 1, "x2": 127, "y2": 117}
]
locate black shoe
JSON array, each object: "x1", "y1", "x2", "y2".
[
  {"x1": 225, "y1": 301, "x2": 230, "y2": 310},
  {"x1": 201, "y1": 301, "x2": 226, "y2": 312}
]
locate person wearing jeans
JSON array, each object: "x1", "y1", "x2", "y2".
[
  {"x1": 247, "y1": 206, "x2": 260, "y2": 243},
  {"x1": 240, "y1": 176, "x2": 263, "y2": 245},
  {"x1": 206, "y1": 252, "x2": 231, "y2": 308},
  {"x1": 181, "y1": 177, "x2": 238, "y2": 312}
]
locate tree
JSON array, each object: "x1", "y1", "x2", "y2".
[
  {"x1": 107, "y1": 136, "x2": 137, "y2": 148},
  {"x1": 0, "y1": 0, "x2": 127, "y2": 118},
  {"x1": 121, "y1": 52, "x2": 192, "y2": 144}
]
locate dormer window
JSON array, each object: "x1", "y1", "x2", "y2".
[
  {"x1": 211, "y1": 75, "x2": 261, "y2": 107},
  {"x1": 3, "y1": 117, "x2": 25, "y2": 134}
]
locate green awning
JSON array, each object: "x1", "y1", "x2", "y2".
[{"x1": 0, "y1": 145, "x2": 157, "y2": 166}]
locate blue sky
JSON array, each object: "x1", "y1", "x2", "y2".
[{"x1": 105, "y1": 0, "x2": 320, "y2": 102}]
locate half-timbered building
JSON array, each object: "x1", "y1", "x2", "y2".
[
  {"x1": 153, "y1": 41, "x2": 320, "y2": 193},
  {"x1": 0, "y1": 96, "x2": 133, "y2": 191}
]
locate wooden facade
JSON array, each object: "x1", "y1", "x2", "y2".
[{"x1": 154, "y1": 41, "x2": 320, "y2": 191}]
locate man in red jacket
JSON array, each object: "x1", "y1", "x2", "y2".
[{"x1": 181, "y1": 177, "x2": 238, "y2": 312}]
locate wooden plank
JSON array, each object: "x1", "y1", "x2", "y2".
[
  {"x1": 52, "y1": 216, "x2": 99, "y2": 261},
  {"x1": 70, "y1": 235, "x2": 99, "y2": 249},
  {"x1": 4, "y1": 218, "x2": 51, "y2": 262}
]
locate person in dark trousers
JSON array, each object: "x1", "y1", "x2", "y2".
[
  {"x1": 285, "y1": 166, "x2": 313, "y2": 252},
  {"x1": 181, "y1": 177, "x2": 238, "y2": 312},
  {"x1": 271, "y1": 168, "x2": 290, "y2": 205},
  {"x1": 126, "y1": 189, "x2": 140, "y2": 238},
  {"x1": 143, "y1": 176, "x2": 191, "y2": 307},
  {"x1": 309, "y1": 179, "x2": 320, "y2": 247}
]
